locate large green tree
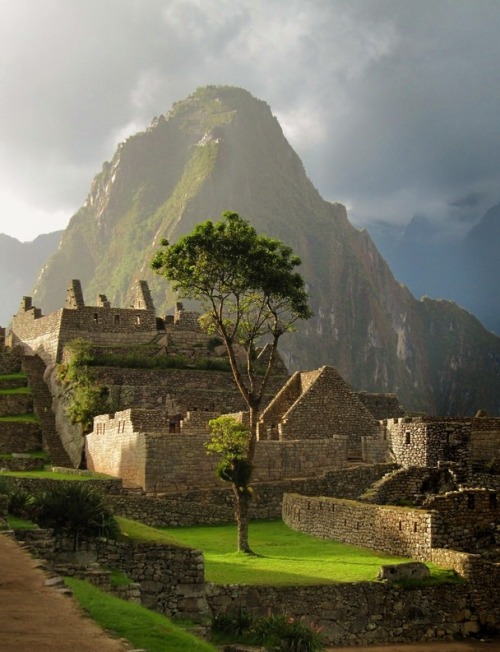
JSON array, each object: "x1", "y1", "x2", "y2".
[{"x1": 151, "y1": 211, "x2": 312, "y2": 552}]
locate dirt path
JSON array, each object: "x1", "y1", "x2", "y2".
[{"x1": 0, "y1": 533, "x2": 133, "y2": 652}]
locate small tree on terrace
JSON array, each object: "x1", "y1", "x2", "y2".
[{"x1": 151, "y1": 211, "x2": 312, "y2": 553}]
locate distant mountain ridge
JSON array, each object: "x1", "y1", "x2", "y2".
[
  {"x1": 368, "y1": 204, "x2": 500, "y2": 335},
  {"x1": 13, "y1": 85, "x2": 500, "y2": 415},
  {"x1": 0, "y1": 231, "x2": 62, "y2": 326}
]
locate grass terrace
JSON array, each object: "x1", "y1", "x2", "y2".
[{"x1": 118, "y1": 518, "x2": 459, "y2": 587}]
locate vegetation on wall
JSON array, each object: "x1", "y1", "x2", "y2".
[{"x1": 58, "y1": 339, "x2": 111, "y2": 431}]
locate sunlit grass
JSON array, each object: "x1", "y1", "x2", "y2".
[
  {"x1": 0, "y1": 468, "x2": 115, "y2": 481},
  {"x1": 65, "y1": 577, "x2": 217, "y2": 652},
  {"x1": 119, "y1": 519, "x2": 458, "y2": 586}
]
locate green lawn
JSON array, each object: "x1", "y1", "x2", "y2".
[
  {"x1": 118, "y1": 518, "x2": 456, "y2": 586},
  {"x1": 65, "y1": 577, "x2": 217, "y2": 652},
  {"x1": 0, "y1": 468, "x2": 115, "y2": 481},
  {"x1": 0, "y1": 413, "x2": 39, "y2": 423},
  {"x1": 0, "y1": 372, "x2": 27, "y2": 381},
  {"x1": 0, "y1": 386, "x2": 31, "y2": 395}
]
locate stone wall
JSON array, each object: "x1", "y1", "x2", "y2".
[
  {"x1": 9, "y1": 306, "x2": 63, "y2": 364},
  {"x1": 94, "y1": 538, "x2": 207, "y2": 618},
  {"x1": 282, "y1": 493, "x2": 434, "y2": 559},
  {"x1": 0, "y1": 346, "x2": 23, "y2": 374},
  {"x1": 206, "y1": 582, "x2": 488, "y2": 646},
  {"x1": 283, "y1": 489, "x2": 500, "y2": 561},
  {"x1": 92, "y1": 366, "x2": 284, "y2": 414},
  {"x1": 106, "y1": 464, "x2": 396, "y2": 527},
  {"x1": 9, "y1": 280, "x2": 158, "y2": 365},
  {"x1": 425, "y1": 488, "x2": 499, "y2": 551},
  {"x1": 87, "y1": 408, "x2": 349, "y2": 492},
  {"x1": 356, "y1": 391, "x2": 405, "y2": 420},
  {"x1": 0, "y1": 394, "x2": 33, "y2": 417},
  {"x1": 471, "y1": 417, "x2": 500, "y2": 462},
  {"x1": 385, "y1": 417, "x2": 472, "y2": 471},
  {"x1": 0, "y1": 474, "x2": 123, "y2": 496},
  {"x1": 0, "y1": 422, "x2": 42, "y2": 454}
]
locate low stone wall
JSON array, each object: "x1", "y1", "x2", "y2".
[
  {"x1": 0, "y1": 394, "x2": 33, "y2": 417},
  {"x1": 0, "y1": 456, "x2": 45, "y2": 472},
  {"x1": 282, "y1": 494, "x2": 434, "y2": 559},
  {"x1": 0, "y1": 347, "x2": 23, "y2": 374},
  {"x1": 361, "y1": 466, "x2": 444, "y2": 505},
  {"x1": 430, "y1": 548, "x2": 500, "y2": 628},
  {"x1": 94, "y1": 538, "x2": 207, "y2": 618},
  {"x1": 425, "y1": 488, "x2": 499, "y2": 551},
  {"x1": 107, "y1": 465, "x2": 397, "y2": 527},
  {"x1": 0, "y1": 422, "x2": 42, "y2": 454},
  {"x1": 471, "y1": 418, "x2": 500, "y2": 462},
  {"x1": 206, "y1": 582, "x2": 484, "y2": 645},
  {"x1": 0, "y1": 475, "x2": 123, "y2": 495}
]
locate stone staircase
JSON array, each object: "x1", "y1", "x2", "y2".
[{"x1": 22, "y1": 355, "x2": 72, "y2": 467}]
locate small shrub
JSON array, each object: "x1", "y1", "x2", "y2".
[
  {"x1": 36, "y1": 483, "x2": 119, "y2": 550},
  {"x1": 211, "y1": 607, "x2": 253, "y2": 637},
  {"x1": 7, "y1": 487, "x2": 36, "y2": 519},
  {"x1": 251, "y1": 613, "x2": 324, "y2": 652}
]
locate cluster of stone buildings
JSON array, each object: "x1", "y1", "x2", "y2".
[{"x1": 3, "y1": 279, "x2": 500, "y2": 643}]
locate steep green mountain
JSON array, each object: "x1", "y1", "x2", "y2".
[
  {"x1": 31, "y1": 86, "x2": 500, "y2": 415},
  {"x1": 0, "y1": 230, "x2": 62, "y2": 326}
]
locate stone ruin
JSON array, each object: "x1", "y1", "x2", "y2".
[{"x1": 1, "y1": 278, "x2": 500, "y2": 643}]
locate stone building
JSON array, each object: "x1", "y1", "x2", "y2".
[{"x1": 8, "y1": 279, "x2": 157, "y2": 365}]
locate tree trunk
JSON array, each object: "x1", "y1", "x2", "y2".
[{"x1": 233, "y1": 484, "x2": 253, "y2": 554}]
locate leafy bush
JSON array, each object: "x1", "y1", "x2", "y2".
[
  {"x1": 211, "y1": 607, "x2": 253, "y2": 637},
  {"x1": 36, "y1": 483, "x2": 119, "y2": 550},
  {"x1": 66, "y1": 383, "x2": 111, "y2": 430},
  {"x1": 7, "y1": 487, "x2": 36, "y2": 519},
  {"x1": 250, "y1": 613, "x2": 324, "y2": 652},
  {"x1": 211, "y1": 609, "x2": 324, "y2": 651}
]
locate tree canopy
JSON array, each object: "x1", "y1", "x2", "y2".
[{"x1": 151, "y1": 211, "x2": 312, "y2": 552}]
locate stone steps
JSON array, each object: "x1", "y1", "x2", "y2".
[{"x1": 22, "y1": 356, "x2": 72, "y2": 467}]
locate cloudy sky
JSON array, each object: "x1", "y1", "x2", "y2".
[{"x1": 1, "y1": 0, "x2": 500, "y2": 242}]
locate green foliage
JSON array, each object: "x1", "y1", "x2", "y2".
[
  {"x1": 152, "y1": 211, "x2": 312, "y2": 411},
  {"x1": 59, "y1": 339, "x2": 111, "y2": 430},
  {"x1": 65, "y1": 383, "x2": 111, "y2": 430},
  {"x1": 250, "y1": 613, "x2": 325, "y2": 651},
  {"x1": 206, "y1": 416, "x2": 250, "y2": 460},
  {"x1": 211, "y1": 608, "x2": 325, "y2": 651},
  {"x1": 211, "y1": 607, "x2": 253, "y2": 637},
  {"x1": 7, "y1": 487, "x2": 36, "y2": 519},
  {"x1": 36, "y1": 483, "x2": 119, "y2": 550}
]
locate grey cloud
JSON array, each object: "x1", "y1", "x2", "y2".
[{"x1": 1, "y1": 0, "x2": 500, "y2": 239}]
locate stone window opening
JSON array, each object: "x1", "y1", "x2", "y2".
[
  {"x1": 114, "y1": 315, "x2": 120, "y2": 325},
  {"x1": 489, "y1": 492, "x2": 497, "y2": 508},
  {"x1": 405, "y1": 431, "x2": 411, "y2": 445},
  {"x1": 136, "y1": 315, "x2": 141, "y2": 326},
  {"x1": 93, "y1": 313, "x2": 99, "y2": 324},
  {"x1": 467, "y1": 493, "x2": 475, "y2": 509},
  {"x1": 398, "y1": 521, "x2": 402, "y2": 531},
  {"x1": 413, "y1": 522, "x2": 418, "y2": 533}
]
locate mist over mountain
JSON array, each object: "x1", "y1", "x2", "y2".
[
  {"x1": 12, "y1": 86, "x2": 500, "y2": 416},
  {"x1": 367, "y1": 205, "x2": 500, "y2": 336},
  {"x1": 0, "y1": 231, "x2": 62, "y2": 325}
]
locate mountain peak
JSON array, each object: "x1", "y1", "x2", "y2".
[{"x1": 28, "y1": 87, "x2": 500, "y2": 415}]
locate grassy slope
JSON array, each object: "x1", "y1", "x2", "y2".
[{"x1": 65, "y1": 578, "x2": 217, "y2": 652}]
